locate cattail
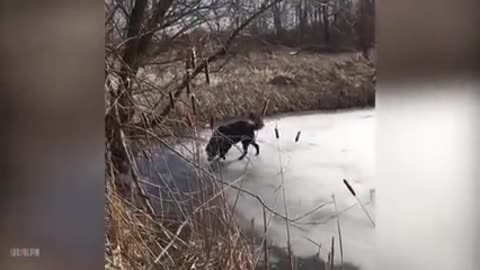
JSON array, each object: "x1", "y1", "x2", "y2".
[
  {"x1": 190, "y1": 94, "x2": 196, "y2": 115},
  {"x1": 190, "y1": 47, "x2": 196, "y2": 69},
  {"x1": 250, "y1": 218, "x2": 255, "y2": 244},
  {"x1": 343, "y1": 178, "x2": 376, "y2": 228},
  {"x1": 343, "y1": 179, "x2": 356, "y2": 196},
  {"x1": 186, "y1": 70, "x2": 191, "y2": 96},
  {"x1": 168, "y1": 91, "x2": 175, "y2": 109},
  {"x1": 295, "y1": 131, "x2": 301, "y2": 143},
  {"x1": 327, "y1": 252, "x2": 331, "y2": 269},
  {"x1": 185, "y1": 49, "x2": 191, "y2": 70},
  {"x1": 261, "y1": 99, "x2": 269, "y2": 116},
  {"x1": 204, "y1": 59, "x2": 210, "y2": 85},
  {"x1": 209, "y1": 115, "x2": 214, "y2": 130},
  {"x1": 330, "y1": 236, "x2": 335, "y2": 269}
]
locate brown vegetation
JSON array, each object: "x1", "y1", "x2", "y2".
[{"x1": 134, "y1": 50, "x2": 374, "y2": 134}]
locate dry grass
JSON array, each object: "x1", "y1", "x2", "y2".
[
  {"x1": 128, "y1": 50, "x2": 374, "y2": 134},
  {"x1": 194, "y1": 52, "x2": 373, "y2": 116},
  {"x1": 105, "y1": 172, "x2": 257, "y2": 270}
]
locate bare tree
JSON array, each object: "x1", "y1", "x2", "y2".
[
  {"x1": 356, "y1": 0, "x2": 375, "y2": 58},
  {"x1": 106, "y1": 0, "x2": 149, "y2": 174},
  {"x1": 321, "y1": 2, "x2": 330, "y2": 44},
  {"x1": 272, "y1": 1, "x2": 284, "y2": 39}
]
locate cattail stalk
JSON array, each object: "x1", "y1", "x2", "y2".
[
  {"x1": 250, "y1": 218, "x2": 256, "y2": 247},
  {"x1": 332, "y1": 194, "x2": 344, "y2": 267},
  {"x1": 330, "y1": 236, "x2": 335, "y2": 270},
  {"x1": 261, "y1": 99, "x2": 269, "y2": 116},
  {"x1": 274, "y1": 126, "x2": 292, "y2": 270},
  {"x1": 262, "y1": 206, "x2": 269, "y2": 270},
  {"x1": 186, "y1": 70, "x2": 191, "y2": 96},
  {"x1": 190, "y1": 47, "x2": 196, "y2": 69},
  {"x1": 343, "y1": 179, "x2": 375, "y2": 227},
  {"x1": 168, "y1": 91, "x2": 175, "y2": 109},
  {"x1": 327, "y1": 252, "x2": 331, "y2": 270},
  {"x1": 204, "y1": 58, "x2": 210, "y2": 85},
  {"x1": 190, "y1": 94, "x2": 197, "y2": 115}
]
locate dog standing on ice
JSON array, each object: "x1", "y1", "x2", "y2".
[{"x1": 205, "y1": 113, "x2": 265, "y2": 161}]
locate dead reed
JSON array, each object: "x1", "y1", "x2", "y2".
[{"x1": 129, "y1": 50, "x2": 375, "y2": 136}]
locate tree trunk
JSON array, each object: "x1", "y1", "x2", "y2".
[
  {"x1": 321, "y1": 4, "x2": 330, "y2": 45},
  {"x1": 296, "y1": 2, "x2": 304, "y2": 42},
  {"x1": 106, "y1": 0, "x2": 149, "y2": 175},
  {"x1": 357, "y1": 0, "x2": 374, "y2": 59},
  {"x1": 137, "y1": 0, "x2": 174, "y2": 58},
  {"x1": 272, "y1": 2, "x2": 283, "y2": 40}
]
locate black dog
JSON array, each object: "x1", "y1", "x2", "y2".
[{"x1": 205, "y1": 113, "x2": 264, "y2": 161}]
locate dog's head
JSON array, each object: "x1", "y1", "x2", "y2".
[
  {"x1": 205, "y1": 139, "x2": 217, "y2": 161},
  {"x1": 247, "y1": 112, "x2": 264, "y2": 130}
]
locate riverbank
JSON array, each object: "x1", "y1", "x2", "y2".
[{"x1": 134, "y1": 50, "x2": 375, "y2": 135}]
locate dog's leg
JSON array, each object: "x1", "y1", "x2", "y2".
[
  {"x1": 238, "y1": 140, "x2": 251, "y2": 160},
  {"x1": 250, "y1": 141, "x2": 260, "y2": 156},
  {"x1": 219, "y1": 143, "x2": 232, "y2": 160},
  {"x1": 205, "y1": 142, "x2": 214, "y2": 161},
  {"x1": 206, "y1": 137, "x2": 222, "y2": 162}
]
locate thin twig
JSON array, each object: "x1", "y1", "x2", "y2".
[{"x1": 275, "y1": 126, "x2": 293, "y2": 270}]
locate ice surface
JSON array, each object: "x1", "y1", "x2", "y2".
[{"x1": 202, "y1": 109, "x2": 376, "y2": 269}]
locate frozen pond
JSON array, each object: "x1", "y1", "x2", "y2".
[
  {"x1": 133, "y1": 108, "x2": 375, "y2": 269},
  {"x1": 211, "y1": 109, "x2": 375, "y2": 269}
]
